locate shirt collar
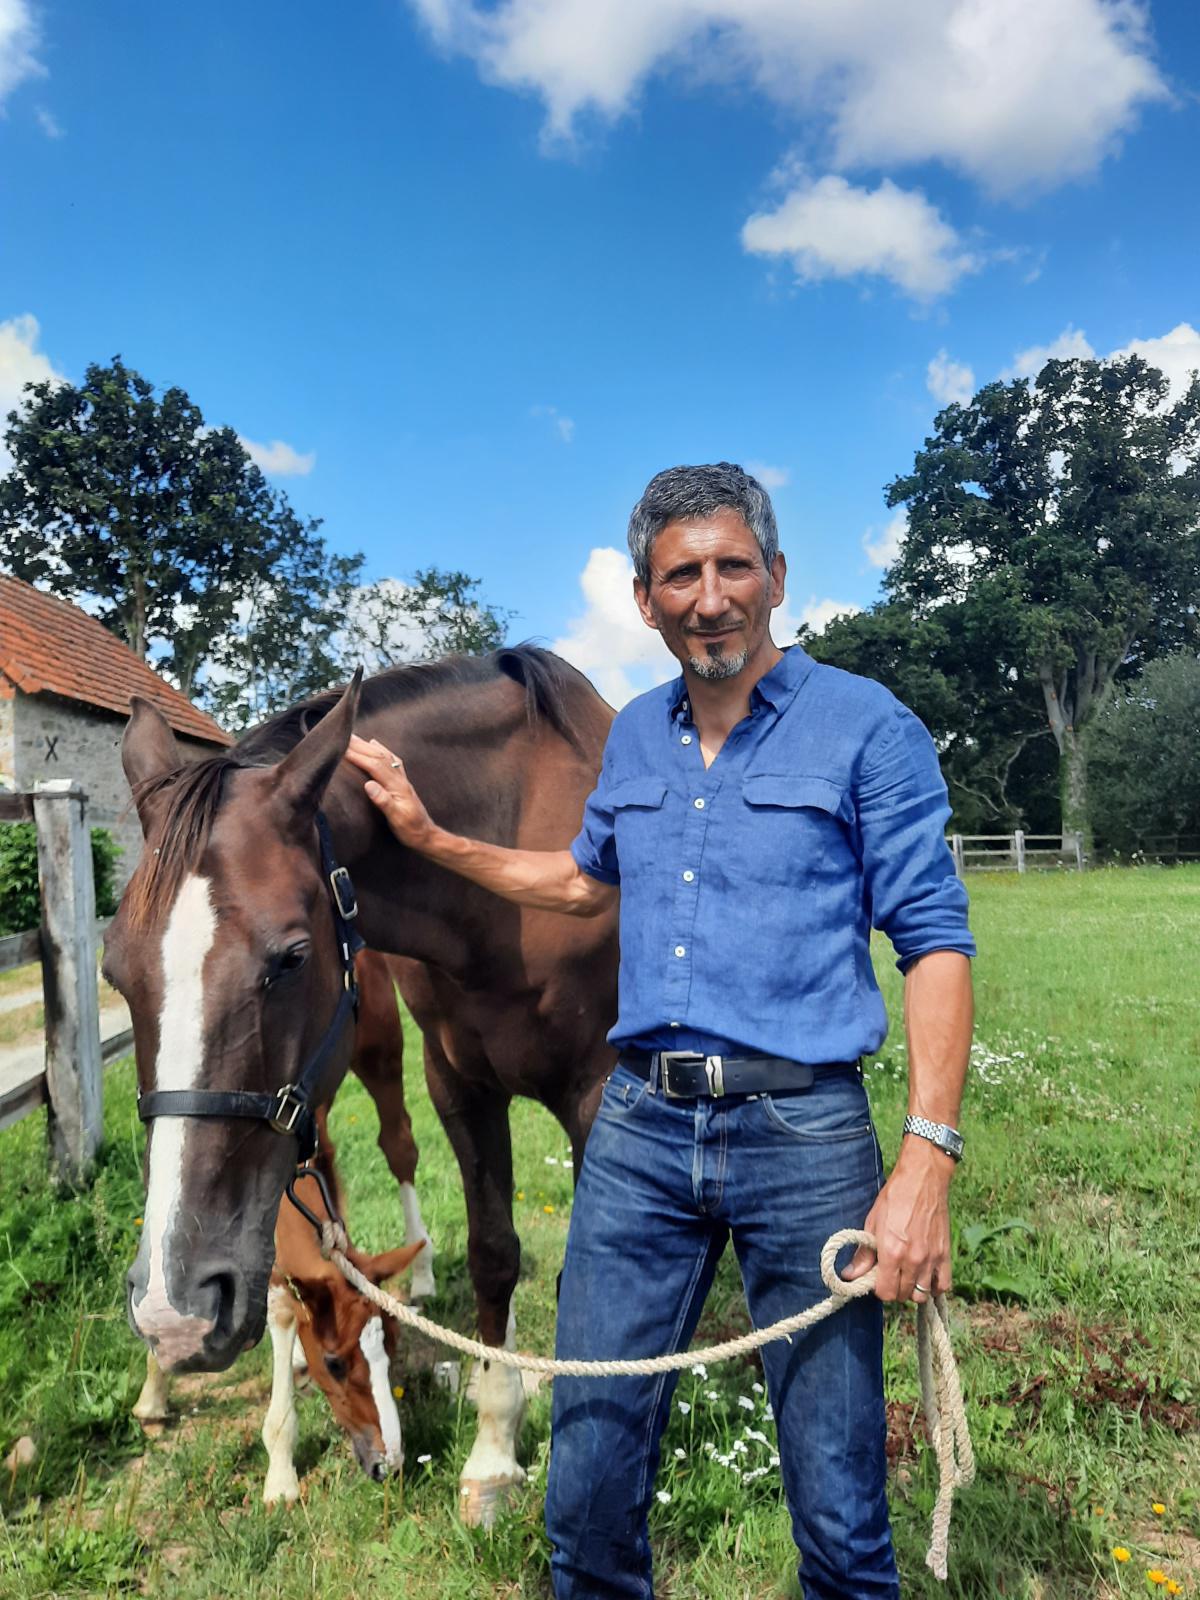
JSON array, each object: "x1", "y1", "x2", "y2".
[{"x1": 667, "y1": 645, "x2": 815, "y2": 723}]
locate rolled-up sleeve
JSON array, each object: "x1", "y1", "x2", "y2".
[
  {"x1": 570, "y1": 748, "x2": 620, "y2": 885},
  {"x1": 856, "y1": 705, "x2": 975, "y2": 971}
]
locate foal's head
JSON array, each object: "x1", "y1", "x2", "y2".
[{"x1": 105, "y1": 679, "x2": 362, "y2": 1371}]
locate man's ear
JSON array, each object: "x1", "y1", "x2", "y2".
[
  {"x1": 633, "y1": 576, "x2": 658, "y2": 631},
  {"x1": 769, "y1": 551, "x2": 787, "y2": 609}
]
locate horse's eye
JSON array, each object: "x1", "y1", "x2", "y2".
[
  {"x1": 324, "y1": 1353, "x2": 348, "y2": 1381},
  {"x1": 264, "y1": 944, "x2": 310, "y2": 988}
]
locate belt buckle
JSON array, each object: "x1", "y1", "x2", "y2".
[
  {"x1": 659, "y1": 1051, "x2": 703, "y2": 1098},
  {"x1": 658, "y1": 1051, "x2": 725, "y2": 1097}
]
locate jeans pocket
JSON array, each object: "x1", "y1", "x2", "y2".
[
  {"x1": 760, "y1": 1074, "x2": 873, "y2": 1142},
  {"x1": 598, "y1": 1066, "x2": 651, "y2": 1119}
]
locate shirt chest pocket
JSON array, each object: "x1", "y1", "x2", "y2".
[
  {"x1": 609, "y1": 779, "x2": 668, "y2": 879},
  {"x1": 736, "y1": 773, "x2": 850, "y2": 886}
]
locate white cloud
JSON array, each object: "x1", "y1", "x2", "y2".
[
  {"x1": 34, "y1": 104, "x2": 62, "y2": 138},
  {"x1": 551, "y1": 547, "x2": 677, "y2": 707},
  {"x1": 1109, "y1": 322, "x2": 1200, "y2": 401},
  {"x1": 1000, "y1": 321, "x2": 1200, "y2": 400},
  {"x1": 744, "y1": 460, "x2": 789, "y2": 490},
  {"x1": 862, "y1": 509, "x2": 908, "y2": 571},
  {"x1": 927, "y1": 349, "x2": 975, "y2": 407},
  {"x1": 742, "y1": 175, "x2": 978, "y2": 300},
  {"x1": 798, "y1": 595, "x2": 860, "y2": 635},
  {"x1": 0, "y1": 0, "x2": 41, "y2": 104},
  {"x1": 1003, "y1": 325, "x2": 1096, "y2": 379},
  {"x1": 0, "y1": 313, "x2": 65, "y2": 472},
  {"x1": 407, "y1": 0, "x2": 1165, "y2": 193},
  {"x1": 531, "y1": 403, "x2": 575, "y2": 443},
  {"x1": 238, "y1": 435, "x2": 316, "y2": 476}
]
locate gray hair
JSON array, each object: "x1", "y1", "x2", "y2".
[{"x1": 626, "y1": 462, "x2": 779, "y2": 586}]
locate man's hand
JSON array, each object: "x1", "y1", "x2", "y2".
[
  {"x1": 843, "y1": 1142, "x2": 954, "y2": 1303},
  {"x1": 344, "y1": 735, "x2": 438, "y2": 850}
]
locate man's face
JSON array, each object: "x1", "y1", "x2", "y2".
[{"x1": 634, "y1": 507, "x2": 786, "y2": 680}]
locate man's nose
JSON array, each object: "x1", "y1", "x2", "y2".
[{"x1": 693, "y1": 566, "x2": 730, "y2": 617}]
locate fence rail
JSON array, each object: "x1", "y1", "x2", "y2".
[{"x1": 949, "y1": 831, "x2": 1084, "y2": 874}]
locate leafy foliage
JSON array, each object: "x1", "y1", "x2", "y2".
[
  {"x1": 0, "y1": 825, "x2": 121, "y2": 935},
  {"x1": 0, "y1": 355, "x2": 363, "y2": 706},
  {"x1": 1088, "y1": 651, "x2": 1200, "y2": 854},
  {"x1": 340, "y1": 568, "x2": 511, "y2": 674}
]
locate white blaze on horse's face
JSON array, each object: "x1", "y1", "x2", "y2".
[
  {"x1": 359, "y1": 1315, "x2": 403, "y2": 1470},
  {"x1": 130, "y1": 873, "x2": 218, "y2": 1366}
]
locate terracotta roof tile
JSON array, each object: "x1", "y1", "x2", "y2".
[{"x1": 0, "y1": 575, "x2": 231, "y2": 745}]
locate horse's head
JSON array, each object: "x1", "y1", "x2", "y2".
[
  {"x1": 290, "y1": 1237, "x2": 426, "y2": 1479},
  {"x1": 106, "y1": 677, "x2": 361, "y2": 1372}
]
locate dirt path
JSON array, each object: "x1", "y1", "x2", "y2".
[{"x1": 0, "y1": 997, "x2": 132, "y2": 1100}]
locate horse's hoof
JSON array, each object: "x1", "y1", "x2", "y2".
[
  {"x1": 458, "y1": 1470, "x2": 524, "y2": 1528},
  {"x1": 263, "y1": 1479, "x2": 300, "y2": 1508}
]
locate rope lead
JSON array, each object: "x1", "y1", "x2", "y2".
[{"x1": 321, "y1": 1223, "x2": 975, "y2": 1579}]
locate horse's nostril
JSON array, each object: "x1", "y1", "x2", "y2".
[{"x1": 371, "y1": 1460, "x2": 387, "y2": 1482}]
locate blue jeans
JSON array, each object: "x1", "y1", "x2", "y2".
[{"x1": 545, "y1": 1061, "x2": 898, "y2": 1600}]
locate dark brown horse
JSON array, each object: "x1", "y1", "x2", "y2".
[{"x1": 105, "y1": 648, "x2": 617, "y2": 1521}]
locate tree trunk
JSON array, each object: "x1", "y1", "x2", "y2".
[{"x1": 1059, "y1": 727, "x2": 1089, "y2": 857}]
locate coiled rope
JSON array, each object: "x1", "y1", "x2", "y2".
[{"x1": 321, "y1": 1222, "x2": 974, "y2": 1579}]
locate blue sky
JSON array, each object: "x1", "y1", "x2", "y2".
[{"x1": 2, "y1": 0, "x2": 1198, "y2": 704}]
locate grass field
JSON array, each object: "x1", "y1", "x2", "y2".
[{"x1": 1, "y1": 867, "x2": 1197, "y2": 1598}]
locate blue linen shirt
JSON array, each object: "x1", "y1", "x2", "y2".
[{"x1": 570, "y1": 645, "x2": 975, "y2": 1064}]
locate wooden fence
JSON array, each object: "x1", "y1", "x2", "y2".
[
  {"x1": 949, "y1": 831, "x2": 1085, "y2": 874},
  {"x1": 0, "y1": 784, "x2": 132, "y2": 1183}
]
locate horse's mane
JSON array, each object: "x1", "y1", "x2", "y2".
[{"x1": 123, "y1": 647, "x2": 591, "y2": 929}]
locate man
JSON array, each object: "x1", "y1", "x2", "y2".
[{"x1": 346, "y1": 462, "x2": 974, "y2": 1599}]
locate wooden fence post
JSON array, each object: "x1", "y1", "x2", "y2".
[
  {"x1": 951, "y1": 833, "x2": 964, "y2": 876},
  {"x1": 1014, "y1": 829, "x2": 1026, "y2": 874},
  {"x1": 32, "y1": 781, "x2": 103, "y2": 1185}
]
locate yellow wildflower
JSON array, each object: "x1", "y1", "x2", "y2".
[
  {"x1": 543, "y1": 1204, "x2": 555, "y2": 1214},
  {"x1": 516, "y1": 1191, "x2": 525, "y2": 1200},
  {"x1": 1165, "y1": 1582, "x2": 1183, "y2": 1596},
  {"x1": 134, "y1": 1217, "x2": 144, "y2": 1227},
  {"x1": 1152, "y1": 1502, "x2": 1166, "y2": 1515},
  {"x1": 392, "y1": 1385, "x2": 404, "y2": 1399},
  {"x1": 1147, "y1": 1573, "x2": 1167, "y2": 1588},
  {"x1": 1112, "y1": 1548, "x2": 1131, "y2": 1563},
  {"x1": 1092, "y1": 1506, "x2": 1105, "y2": 1517}
]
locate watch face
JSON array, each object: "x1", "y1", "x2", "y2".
[{"x1": 943, "y1": 1128, "x2": 965, "y2": 1158}]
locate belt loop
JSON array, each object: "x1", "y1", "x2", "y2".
[{"x1": 649, "y1": 1052, "x2": 661, "y2": 1094}]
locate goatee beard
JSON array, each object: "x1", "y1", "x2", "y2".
[{"x1": 688, "y1": 645, "x2": 749, "y2": 681}]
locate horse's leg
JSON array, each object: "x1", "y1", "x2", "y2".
[
  {"x1": 354, "y1": 1014, "x2": 436, "y2": 1303},
  {"x1": 132, "y1": 1350, "x2": 171, "y2": 1426},
  {"x1": 424, "y1": 1043, "x2": 525, "y2": 1528},
  {"x1": 261, "y1": 1283, "x2": 301, "y2": 1507}
]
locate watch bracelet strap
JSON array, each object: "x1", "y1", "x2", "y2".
[{"x1": 903, "y1": 1113, "x2": 964, "y2": 1159}]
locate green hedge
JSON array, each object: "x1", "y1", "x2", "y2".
[{"x1": 0, "y1": 823, "x2": 122, "y2": 936}]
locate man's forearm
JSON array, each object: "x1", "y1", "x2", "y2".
[
  {"x1": 416, "y1": 829, "x2": 610, "y2": 917},
  {"x1": 902, "y1": 949, "x2": 973, "y2": 1133}
]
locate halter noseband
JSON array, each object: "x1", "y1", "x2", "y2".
[{"x1": 136, "y1": 812, "x2": 365, "y2": 1163}]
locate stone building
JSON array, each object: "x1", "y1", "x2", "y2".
[{"x1": 0, "y1": 575, "x2": 231, "y2": 887}]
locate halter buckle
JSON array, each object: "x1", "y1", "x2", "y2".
[
  {"x1": 269, "y1": 1085, "x2": 307, "y2": 1136},
  {"x1": 328, "y1": 866, "x2": 358, "y2": 922}
]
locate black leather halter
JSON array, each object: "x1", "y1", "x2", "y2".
[{"x1": 136, "y1": 812, "x2": 365, "y2": 1164}]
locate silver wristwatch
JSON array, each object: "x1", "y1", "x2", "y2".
[{"x1": 902, "y1": 1114, "x2": 964, "y2": 1162}]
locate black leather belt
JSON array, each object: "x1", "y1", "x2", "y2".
[{"x1": 620, "y1": 1048, "x2": 858, "y2": 1099}]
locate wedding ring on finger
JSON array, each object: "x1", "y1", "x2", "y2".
[
  {"x1": 390, "y1": 759, "x2": 403, "y2": 769},
  {"x1": 913, "y1": 1283, "x2": 930, "y2": 1297}
]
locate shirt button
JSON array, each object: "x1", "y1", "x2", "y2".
[
  {"x1": 674, "y1": 945, "x2": 686, "y2": 957},
  {"x1": 682, "y1": 870, "x2": 695, "y2": 882},
  {"x1": 670, "y1": 1021, "x2": 680, "y2": 1029},
  {"x1": 681, "y1": 734, "x2": 692, "y2": 745},
  {"x1": 693, "y1": 797, "x2": 705, "y2": 809}
]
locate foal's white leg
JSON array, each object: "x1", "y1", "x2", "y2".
[
  {"x1": 401, "y1": 1181, "x2": 436, "y2": 1302},
  {"x1": 133, "y1": 1350, "x2": 171, "y2": 1425},
  {"x1": 460, "y1": 1309, "x2": 526, "y2": 1527},
  {"x1": 262, "y1": 1285, "x2": 301, "y2": 1507}
]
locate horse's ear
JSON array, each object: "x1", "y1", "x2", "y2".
[
  {"x1": 122, "y1": 698, "x2": 182, "y2": 803},
  {"x1": 349, "y1": 1239, "x2": 426, "y2": 1286},
  {"x1": 272, "y1": 669, "x2": 363, "y2": 820}
]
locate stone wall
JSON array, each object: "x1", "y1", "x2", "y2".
[
  {"x1": 10, "y1": 689, "x2": 223, "y2": 891},
  {"x1": 0, "y1": 673, "x2": 14, "y2": 790}
]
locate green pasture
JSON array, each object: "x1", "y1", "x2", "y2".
[{"x1": 1, "y1": 867, "x2": 1197, "y2": 1598}]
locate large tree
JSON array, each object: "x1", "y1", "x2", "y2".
[
  {"x1": 802, "y1": 599, "x2": 1056, "y2": 833},
  {"x1": 884, "y1": 356, "x2": 1200, "y2": 845},
  {"x1": 339, "y1": 568, "x2": 511, "y2": 674},
  {"x1": 0, "y1": 356, "x2": 359, "y2": 698},
  {"x1": 1087, "y1": 651, "x2": 1200, "y2": 856}
]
